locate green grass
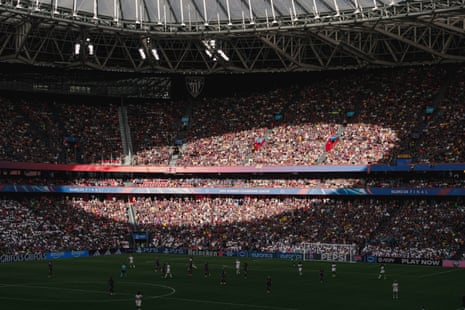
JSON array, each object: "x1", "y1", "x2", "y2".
[{"x1": 0, "y1": 254, "x2": 463, "y2": 310}]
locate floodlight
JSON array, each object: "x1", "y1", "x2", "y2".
[
  {"x1": 88, "y1": 44, "x2": 94, "y2": 56},
  {"x1": 138, "y1": 48, "x2": 146, "y2": 59},
  {"x1": 151, "y1": 48, "x2": 159, "y2": 61},
  {"x1": 202, "y1": 40, "x2": 211, "y2": 50},
  {"x1": 74, "y1": 43, "x2": 81, "y2": 55},
  {"x1": 218, "y1": 49, "x2": 229, "y2": 62}
]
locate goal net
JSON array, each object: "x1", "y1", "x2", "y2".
[{"x1": 294, "y1": 242, "x2": 357, "y2": 263}]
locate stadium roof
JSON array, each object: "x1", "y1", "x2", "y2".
[
  {"x1": 0, "y1": 0, "x2": 465, "y2": 73},
  {"x1": 7, "y1": 0, "x2": 400, "y2": 25}
]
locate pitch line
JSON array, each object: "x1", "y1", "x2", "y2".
[
  {"x1": 417, "y1": 269, "x2": 459, "y2": 278},
  {"x1": 164, "y1": 296, "x2": 298, "y2": 310},
  {"x1": 0, "y1": 281, "x2": 175, "y2": 303}
]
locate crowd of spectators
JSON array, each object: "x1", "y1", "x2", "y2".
[
  {"x1": 413, "y1": 67, "x2": 465, "y2": 163},
  {"x1": 324, "y1": 66, "x2": 444, "y2": 165},
  {"x1": 0, "y1": 98, "x2": 59, "y2": 163},
  {"x1": 0, "y1": 97, "x2": 123, "y2": 164},
  {"x1": 0, "y1": 197, "x2": 130, "y2": 254},
  {"x1": 2, "y1": 196, "x2": 463, "y2": 260},
  {"x1": 361, "y1": 199, "x2": 465, "y2": 259},
  {"x1": 176, "y1": 88, "x2": 290, "y2": 166},
  {"x1": 55, "y1": 102, "x2": 122, "y2": 164},
  {"x1": 0, "y1": 64, "x2": 464, "y2": 166},
  {"x1": 126, "y1": 102, "x2": 183, "y2": 165},
  {"x1": 2, "y1": 65, "x2": 465, "y2": 266},
  {"x1": 178, "y1": 66, "x2": 448, "y2": 166}
]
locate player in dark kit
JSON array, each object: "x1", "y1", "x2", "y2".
[
  {"x1": 220, "y1": 268, "x2": 227, "y2": 285},
  {"x1": 155, "y1": 258, "x2": 161, "y2": 273},
  {"x1": 266, "y1": 276, "x2": 272, "y2": 293},
  {"x1": 48, "y1": 261, "x2": 53, "y2": 278},
  {"x1": 319, "y1": 268, "x2": 324, "y2": 283},
  {"x1": 161, "y1": 262, "x2": 167, "y2": 278},
  {"x1": 108, "y1": 276, "x2": 114, "y2": 295},
  {"x1": 188, "y1": 256, "x2": 194, "y2": 276},
  {"x1": 204, "y1": 262, "x2": 210, "y2": 278},
  {"x1": 243, "y1": 262, "x2": 249, "y2": 279}
]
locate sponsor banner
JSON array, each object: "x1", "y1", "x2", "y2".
[
  {"x1": 2, "y1": 185, "x2": 465, "y2": 196},
  {"x1": 377, "y1": 257, "x2": 441, "y2": 266},
  {"x1": 0, "y1": 253, "x2": 46, "y2": 264},
  {"x1": 237, "y1": 251, "x2": 248, "y2": 258},
  {"x1": 137, "y1": 247, "x2": 187, "y2": 255},
  {"x1": 249, "y1": 252, "x2": 274, "y2": 259},
  {"x1": 133, "y1": 232, "x2": 148, "y2": 240},
  {"x1": 275, "y1": 253, "x2": 303, "y2": 260},
  {"x1": 377, "y1": 257, "x2": 397, "y2": 264},
  {"x1": 187, "y1": 249, "x2": 219, "y2": 257},
  {"x1": 217, "y1": 250, "x2": 240, "y2": 257},
  {"x1": 366, "y1": 256, "x2": 377, "y2": 263},
  {"x1": 46, "y1": 250, "x2": 89, "y2": 260},
  {"x1": 313, "y1": 253, "x2": 351, "y2": 262},
  {"x1": 442, "y1": 260, "x2": 465, "y2": 268}
]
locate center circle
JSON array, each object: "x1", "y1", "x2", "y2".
[{"x1": 0, "y1": 281, "x2": 176, "y2": 303}]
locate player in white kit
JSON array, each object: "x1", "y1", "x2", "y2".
[
  {"x1": 135, "y1": 291, "x2": 143, "y2": 310},
  {"x1": 392, "y1": 280, "x2": 399, "y2": 299}
]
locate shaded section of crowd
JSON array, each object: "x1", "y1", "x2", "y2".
[{"x1": 1, "y1": 196, "x2": 463, "y2": 260}]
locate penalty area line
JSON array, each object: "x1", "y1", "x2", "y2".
[{"x1": 163, "y1": 296, "x2": 298, "y2": 310}]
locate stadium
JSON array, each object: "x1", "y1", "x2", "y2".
[{"x1": 0, "y1": 0, "x2": 465, "y2": 310}]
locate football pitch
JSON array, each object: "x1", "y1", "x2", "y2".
[{"x1": 0, "y1": 254, "x2": 463, "y2": 310}]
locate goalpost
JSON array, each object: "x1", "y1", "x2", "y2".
[{"x1": 294, "y1": 242, "x2": 357, "y2": 263}]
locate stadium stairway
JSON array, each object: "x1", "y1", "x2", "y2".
[
  {"x1": 127, "y1": 203, "x2": 138, "y2": 232},
  {"x1": 118, "y1": 104, "x2": 134, "y2": 165},
  {"x1": 316, "y1": 124, "x2": 345, "y2": 165}
]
